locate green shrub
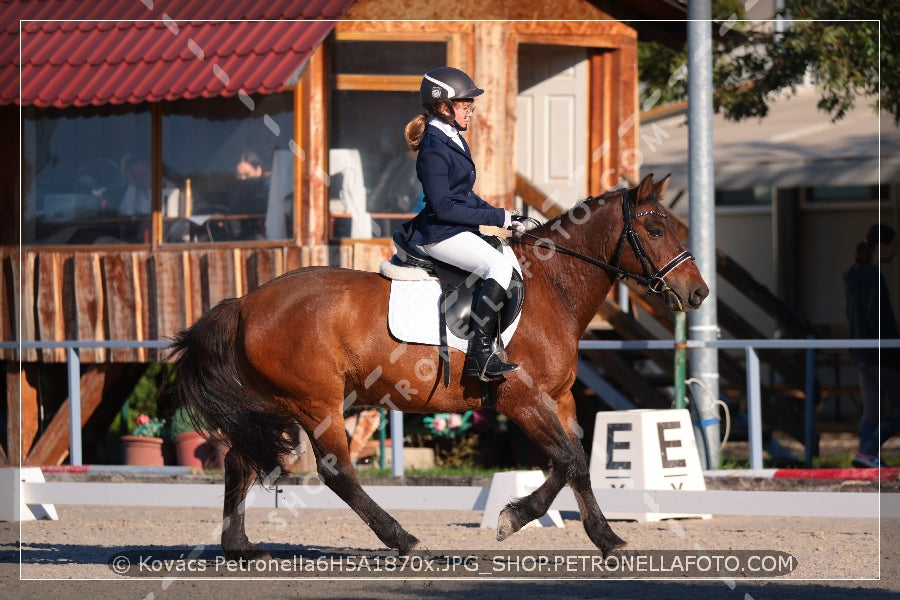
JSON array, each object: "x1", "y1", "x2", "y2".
[{"x1": 169, "y1": 405, "x2": 204, "y2": 437}]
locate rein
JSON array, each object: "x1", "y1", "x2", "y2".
[{"x1": 512, "y1": 190, "x2": 694, "y2": 308}]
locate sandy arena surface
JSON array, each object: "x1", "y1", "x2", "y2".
[{"x1": 2, "y1": 502, "x2": 899, "y2": 600}]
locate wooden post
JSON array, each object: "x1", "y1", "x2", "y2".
[
  {"x1": 473, "y1": 22, "x2": 515, "y2": 211},
  {"x1": 25, "y1": 365, "x2": 141, "y2": 466},
  {"x1": 5, "y1": 364, "x2": 40, "y2": 465},
  {"x1": 304, "y1": 45, "x2": 329, "y2": 246},
  {"x1": 588, "y1": 40, "x2": 638, "y2": 195}
]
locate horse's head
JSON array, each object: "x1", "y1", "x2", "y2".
[
  {"x1": 616, "y1": 173, "x2": 708, "y2": 312},
  {"x1": 512, "y1": 173, "x2": 708, "y2": 315}
]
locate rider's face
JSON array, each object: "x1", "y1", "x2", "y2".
[{"x1": 451, "y1": 99, "x2": 475, "y2": 128}]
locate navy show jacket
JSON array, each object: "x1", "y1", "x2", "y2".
[{"x1": 400, "y1": 124, "x2": 505, "y2": 246}]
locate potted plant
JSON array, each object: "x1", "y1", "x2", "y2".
[
  {"x1": 121, "y1": 414, "x2": 169, "y2": 466},
  {"x1": 420, "y1": 411, "x2": 478, "y2": 468},
  {"x1": 170, "y1": 406, "x2": 213, "y2": 468}
]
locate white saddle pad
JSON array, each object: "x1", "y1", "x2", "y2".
[{"x1": 387, "y1": 245, "x2": 523, "y2": 353}]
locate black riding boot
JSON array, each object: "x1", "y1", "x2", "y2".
[{"x1": 465, "y1": 278, "x2": 519, "y2": 381}]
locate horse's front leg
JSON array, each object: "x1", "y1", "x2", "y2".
[
  {"x1": 221, "y1": 447, "x2": 270, "y2": 560},
  {"x1": 495, "y1": 390, "x2": 578, "y2": 541},
  {"x1": 498, "y1": 390, "x2": 625, "y2": 557}
]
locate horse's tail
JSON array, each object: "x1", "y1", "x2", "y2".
[{"x1": 167, "y1": 298, "x2": 295, "y2": 480}]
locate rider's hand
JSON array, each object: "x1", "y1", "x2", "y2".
[
  {"x1": 505, "y1": 210, "x2": 527, "y2": 232},
  {"x1": 503, "y1": 211, "x2": 525, "y2": 233}
]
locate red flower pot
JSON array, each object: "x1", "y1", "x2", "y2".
[
  {"x1": 121, "y1": 435, "x2": 165, "y2": 466},
  {"x1": 173, "y1": 431, "x2": 213, "y2": 467}
]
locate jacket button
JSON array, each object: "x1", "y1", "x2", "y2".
[{"x1": 468, "y1": 192, "x2": 472, "y2": 197}]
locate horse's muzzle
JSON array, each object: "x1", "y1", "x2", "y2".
[{"x1": 687, "y1": 282, "x2": 709, "y2": 309}]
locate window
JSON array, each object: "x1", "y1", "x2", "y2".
[
  {"x1": 161, "y1": 92, "x2": 294, "y2": 243},
  {"x1": 806, "y1": 185, "x2": 882, "y2": 203},
  {"x1": 23, "y1": 105, "x2": 151, "y2": 245},
  {"x1": 328, "y1": 39, "x2": 447, "y2": 239},
  {"x1": 714, "y1": 187, "x2": 772, "y2": 206},
  {"x1": 332, "y1": 40, "x2": 445, "y2": 75},
  {"x1": 22, "y1": 92, "x2": 294, "y2": 245}
]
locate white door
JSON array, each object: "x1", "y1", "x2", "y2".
[{"x1": 516, "y1": 45, "x2": 588, "y2": 214}]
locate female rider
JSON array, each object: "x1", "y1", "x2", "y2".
[{"x1": 399, "y1": 67, "x2": 524, "y2": 381}]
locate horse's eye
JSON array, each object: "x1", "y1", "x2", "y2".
[{"x1": 648, "y1": 227, "x2": 664, "y2": 238}]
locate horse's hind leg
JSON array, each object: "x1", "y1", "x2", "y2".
[
  {"x1": 302, "y1": 413, "x2": 420, "y2": 554},
  {"x1": 221, "y1": 447, "x2": 270, "y2": 560}
]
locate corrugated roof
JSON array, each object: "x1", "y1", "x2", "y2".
[
  {"x1": 1, "y1": 0, "x2": 355, "y2": 107},
  {"x1": 640, "y1": 85, "x2": 900, "y2": 189}
]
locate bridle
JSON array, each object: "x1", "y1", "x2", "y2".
[{"x1": 513, "y1": 188, "x2": 695, "y2": 307}]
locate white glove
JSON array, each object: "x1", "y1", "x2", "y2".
[{"x1": 505, "y1": 210, "x2": 526, "y2": 232}]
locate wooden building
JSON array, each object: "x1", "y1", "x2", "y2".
[{"x1": 1, "y1": 0, "x2": 686, "y2": 465}]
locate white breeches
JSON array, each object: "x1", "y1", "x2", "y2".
[{"x1": 422, "y1": 231, "x2": 513, "y2": 289}]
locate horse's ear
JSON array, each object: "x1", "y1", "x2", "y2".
[
  {"x1": 636, "y1": 173, "x2": 655, "y2": 203},
  {"x1": 652, "y1": 173, "x2": 672, "y2": 201}
]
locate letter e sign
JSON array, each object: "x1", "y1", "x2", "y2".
[
  {"x1": 606, "y1": 422, "x2": 632, "y2": 470},
  {"x1": 657, "y1": 421, "x2": 687, "y2": 469}
]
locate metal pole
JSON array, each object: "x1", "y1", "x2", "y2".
[
  {"x1": 379, "y1": 409, "x2": 387, "y2": 471},
  {"x1": 745, "y1": 347, "x2": 764, "y2": 470},
  {"x1": 805, "y1": 341, "x2": 816, "y2": 468},
  {"x1": 674, "y1": 312, "x2": 687, "y2": 409},
  {"x1": 66, "y1": 347, "x2": 82, "y2": 466},
  {"x1": 390, "y1": 409, "x2": 404, "y2": 476},
  {"x1": 687, "y1": 4, "x2": 721, "y2": 469}
]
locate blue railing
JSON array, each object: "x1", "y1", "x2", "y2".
[{"x1": 3, "y1": 338, "x2": 897, "y2": 471}]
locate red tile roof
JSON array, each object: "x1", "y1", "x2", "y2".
[{"x1": 1, "y1": 0, "x2": 355, "y2": 107}]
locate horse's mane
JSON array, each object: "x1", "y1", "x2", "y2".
[
  {"x1": 516, "y1": 178, "x2": 671, "y2": 243},
  {"x1": 516, "y1": 185, "x2": 629, "y2": 241}
]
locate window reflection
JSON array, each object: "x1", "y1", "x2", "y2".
[
  {"x1": 328, "y1": 38, "x2": 445, "y2": 239},
  {"x1": 330, "y1": 91, "x2": 424, "y2": 239},
  {"x1": 22, "y1": 91, "x2": 295, "y2": 245},
  {"x1": 161, "y1": 93, "x2": 294, "y2": 243},
  {"x1": 23, "y1": 105, "x2": 152, "y2": 244}
]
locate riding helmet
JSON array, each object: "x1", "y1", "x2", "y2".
[{"x1": 419, "y1": 67, "x2": 484, "y2": 106}]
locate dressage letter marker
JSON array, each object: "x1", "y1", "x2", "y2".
[
  {"x1": 0, "y1": 467, "x2": 58, "y2": 521},
  {"x1": 589, "y1": 409, "x2": 710, "y2": 522}
]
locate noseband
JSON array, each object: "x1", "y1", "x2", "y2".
[{"x1": 515, "y1": 189, "x2": 695, "y2": 305}]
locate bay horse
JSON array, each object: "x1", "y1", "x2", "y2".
[{"x1": 166, "y1": 173, "x2": 708, "y2": 560}]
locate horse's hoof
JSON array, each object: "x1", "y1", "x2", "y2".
[
  {"x1": 222, "y1": 544, "x2": 271, "y2": 562},
  {"x1": 397, "y1": 536, "x2": 421, "y2": 556},
  {"x1": 601, "y1": 535, "x2": 628, "y2": 558},
  {"x1": 496, "y1": 508, "x2": 518, "y2": 542}
]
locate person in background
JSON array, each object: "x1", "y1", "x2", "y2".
[
  {"x1": 235, "y1": 150, "x2": 265, "y2": 180},
  {"x1": 843, "y1": 223, "x2": 900, "y2": 468},
  {"x1": 118, "y1": 154, "x2": 153, "y2": 216},
  {"x1": 233, "y1": 150, "x2": 270, "y2": 239}
]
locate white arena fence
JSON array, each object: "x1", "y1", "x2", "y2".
[
  {"x1": 3, "y1": 339, "x2": 899, "y2": 521},
  {"x1": 15, "y1": 474, "x2": 899, "y2": 520},
  {"x1": 2, "y1": 338, "x2": 896, "y2": 472}
]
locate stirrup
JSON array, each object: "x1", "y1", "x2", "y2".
[{"x1": 466, "y1": 351, "x2": 519, "y2": 382}]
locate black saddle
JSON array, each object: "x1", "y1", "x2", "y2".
[{"x1": 391, "y1": 231, "x2": 525, "y2": 386}]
